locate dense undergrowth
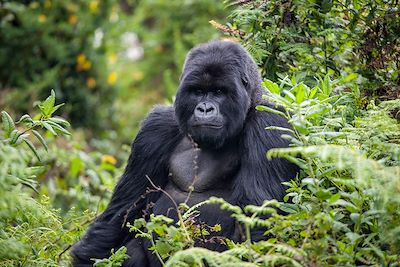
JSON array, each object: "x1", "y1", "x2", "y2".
[
  {"x1": 0, "y1": 92, "x2": 127, "y2": 266},
  {"x1": 123, "y1": 76, "x2": 400, "y2": 266}
]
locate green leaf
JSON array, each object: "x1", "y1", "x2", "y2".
[
  {"x1": 16, "y1": 114, "x2": 33, "y2": 124},
  {"x1": 1, "y1": 111, "x2": 15, "y2": 136},
  {"x1": 23, "y1": 138, "x2": 41, "y2": 161},
  {"x1": 39, "y1": 90, "x2": 56, "y2": 117},
  {"x1": 46, "y1": 121, "x2": 71, "y2": 135},
  {"x1": 263, "y1": 79, "x2": 280, "y2": 94},
  {"x1": 316, "y1": 189, "x2": 332, "y2": 200},
  {"x1": 265, "y1": 126, "x2": 295, "y2": 134},
  {"x1": 49, "y1": 117, "x2": 70, "y2": 127},
  {"x1": 154, "y1": 241, "x2": 172, "y2": 257},
  {"x1": 256, "y1": 105, "x2": 286, "y2": 117},
  {"x1": 309, "y1": 86, "x2": 319, "y2": 98},
  {"x1": 342, "y1": 73, "x2": 358, "y2": 83},
  {"x1": 41, "y1": 121, "x2": 57, "y2": 135},
  {"x1": 32, "y1": 129, "x2": 48, "y2": 151},
  {"x1": 9, "y1": 129, "x2": 22, "y2": 145},
  {"x1": 50, "y1": 103, "x2": 65, "y2": 116},
  {"x1": 328, "y1": 193, "x2": 341, "y2": 203},
  {"x1": 282, "y1": 89, "x2": 297, "y2": 102},
  {"x1": 294, "y1": 84, "x2": 305, "y2": 103}
]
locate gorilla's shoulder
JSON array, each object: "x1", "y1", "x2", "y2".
[
  {"x1": 134, "y1": 105, "x2": 182, "y2": 149},
  {"x1": 141, "y1": 105, "x2": 178, "y2": 128}
]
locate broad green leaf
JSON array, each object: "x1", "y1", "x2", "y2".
[
  {"x1": 309, "y1": 86, "x2": 319, "y2": 98},
  {"x1": 328, "y1": 193, "x2": 341, "y2": 203},
  {"x1": 295, "y1": 84, "x2": 305, "y2": 103},
  {"x1": 39, "y1": 90, "x2": 56, "y2": 117},
  {"x1": 342, "y1": 73, "x2": 358, "y2": 83},
  {"x1": 1, "y1": 111, "x2": 15, "y2": 136},
  {"x1": 262, "y1": 79, "x2": 280, "y2": 94}
]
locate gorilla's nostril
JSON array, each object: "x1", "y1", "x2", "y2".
[{"x1": 195, "y1": 102, "x2": 217, "y2": 118}]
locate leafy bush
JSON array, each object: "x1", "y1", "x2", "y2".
[
  {"x1": 0, "y1": 91, "x2": 79, "y2": 265},
  {"x1": 0, "y1": 91, "x2": 126, "y2": 265},
  {"x1": 0, "y1": 0, "x2": 117, "y2": 129},
  {"x1": 122, "y1": 76, "x2": 399, "y2": 266},
  {"x1": 215, "y1": 0, "x2": 399, "y2": 94}
]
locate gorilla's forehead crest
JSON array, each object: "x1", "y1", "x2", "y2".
[
  {"x1": 184, "y1": 41, "x2": 245, "y2": 73},
  {"x1": 181, "y1": 40, "x2": 263, "y2": 99}
]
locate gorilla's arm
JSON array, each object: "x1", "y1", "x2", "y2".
[
  {"x1": 71, "y1": 106, "x2": 182, "y2": 266},
  {"x1": 233, "y1": 102, "x2": 298, "y2": 239}
]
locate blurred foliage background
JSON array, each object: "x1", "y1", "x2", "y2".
[
  {"x1": 0, "y1": 0, "x2": 399, "y2": 266},
  {"x1": 0, "y1": 0, "x2": 227, "y2": 141}
]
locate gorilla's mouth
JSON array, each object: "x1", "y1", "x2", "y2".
[{"x1": 192, "y1": 123, "x2": 223, "y2": 129}]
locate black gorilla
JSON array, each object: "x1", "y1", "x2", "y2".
[{"x1": 71, "y1": 41, "x2": 298, "y2": 266}]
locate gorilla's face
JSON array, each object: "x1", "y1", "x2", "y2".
[{"x1": 175, "y1": 42, "x2": 252, "y2": 149}]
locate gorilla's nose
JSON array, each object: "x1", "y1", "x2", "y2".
[{"x1": 195, "y1": 102, "x2": 218, "y2": 118}]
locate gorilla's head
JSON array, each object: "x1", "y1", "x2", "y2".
[{"x1": 174, "y1": 41, "x2": 263, "y2": 149}]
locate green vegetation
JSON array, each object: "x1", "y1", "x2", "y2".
[
  {"x1": 0, "y1": 0, "x2": 399, "y2": 266},
  {"x1": 0, "y1": 0, "x2": 117, "y2": 129},
  {"x1": 126, "y1": 77, "x2": 400, "y2": 266}
]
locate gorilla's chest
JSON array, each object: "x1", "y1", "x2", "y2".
[
  {"x1": 153, "y1": 138, "x2": 241, "y2": 235},
  {"x1": 169, "y1": 137, "x2": 239, "y2": 194}
]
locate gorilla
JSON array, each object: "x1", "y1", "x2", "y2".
[{"x1": 71, "y1": 40, "x2": 298, "y2": 266}]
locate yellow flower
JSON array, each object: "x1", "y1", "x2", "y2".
[
  {"x1": 102, "y1": 155, "x2": 117, "y2": 165},
  {"x1": 132, "y1": 71, "x2": 144, "y2": 81},
  {"x1": 68, "y1": 15, "x2": 78, "y2": 25},
  {"x1": 77, "y1": 53, "x2": 86, "y2": 65},
  {"x1": 89, "y1": 1, "x2": 99, "y2": 13},
  {"x1": 107, "y1": 72, "x2": 118, "y2": 85},
  {"x1": 86, "y1": 77, "x2": 96, "y2": 89},
  {"x1": 82, "y1": 61, "x2": 92, "y2": 71},
  {"x1": 38, "y1": 14, "x2": 46, "y2": 23},
  {"x1": 76, "y1": 53, "x2": 91, "y2": 71}
]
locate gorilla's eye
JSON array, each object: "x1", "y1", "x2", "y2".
[
  {"x1": 194, "y1": 89, "x2": 203, "y2": 95},
  {"x1": 215, "y1": 89, "x2": 223, "y2": 95}
]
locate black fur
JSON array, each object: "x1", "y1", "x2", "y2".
[{"x1": 71, "y1": 41, "x2": 298, "y2": 266}]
